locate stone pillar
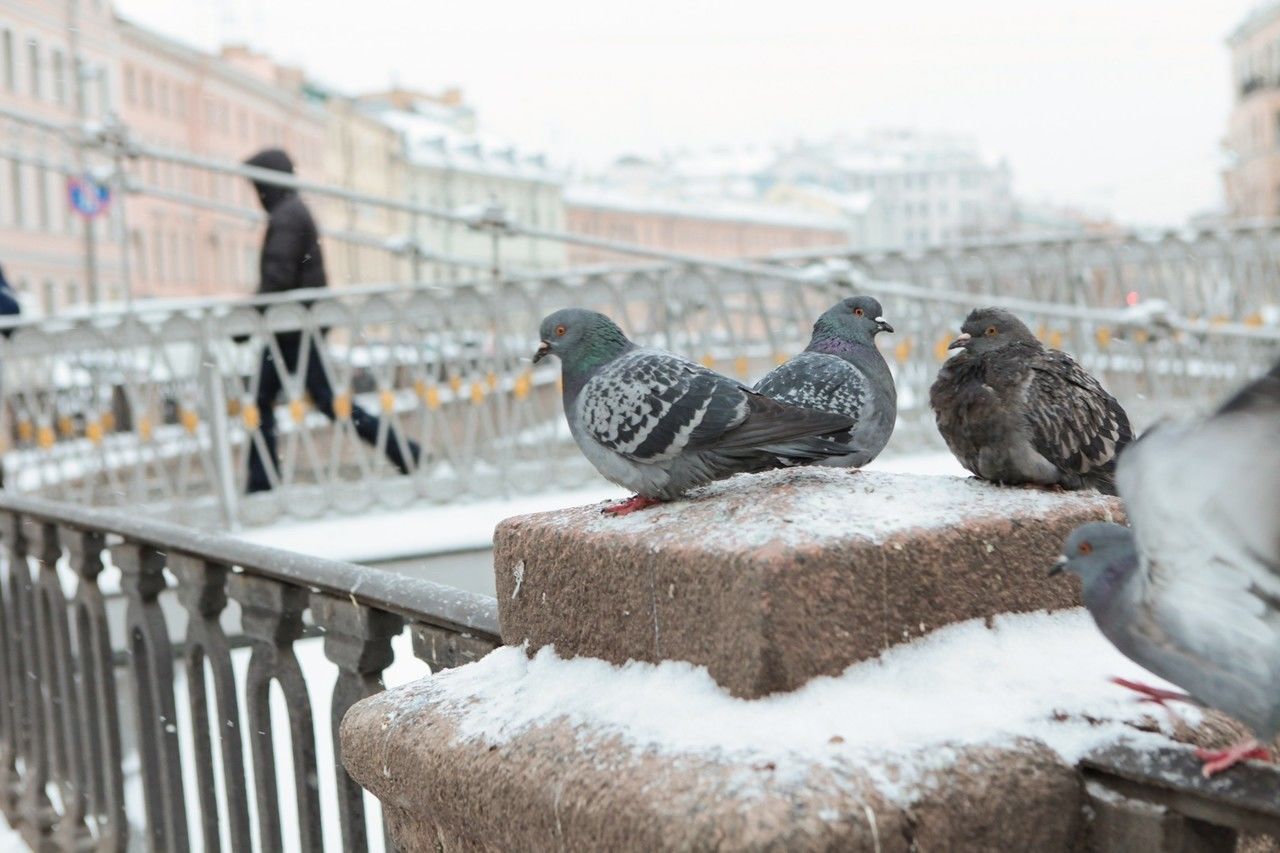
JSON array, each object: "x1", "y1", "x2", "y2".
[{"x1": 341, "y1": 468, "x2": 1128, "y2": 851}]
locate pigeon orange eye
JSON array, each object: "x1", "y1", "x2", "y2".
[
  {"x1": 853, "y1": 307, "x2": 864, "y2": 317},
  {"x1": 555, "y1": 325, "x2": 567, "y2": 337},
  {"x1": 985, "y1": 326, "x2": 997, "y2": 336},
  {"x1": 1078, "y1": 542, "x2": 1093, "y2": 555}
]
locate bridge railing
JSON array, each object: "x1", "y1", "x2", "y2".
[
  {"x1": 0, "y1": 489, "x2": 500, "y2": 852},
  {"x1": 2, "y1": 259, "x2": 1278, "y2": 528}
]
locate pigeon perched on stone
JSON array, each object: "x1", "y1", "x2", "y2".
[
  {"x1": 534, "y1": 308, "x2": 856, "y2": 514},
  {"x1": 753, "y1": 296, "x2": 897, "y2": 468},
  {"x1": 1052, "y1": 357, "x2": 1280, "y2": 776},
  {"x1": 929, "y1": 307, "x2": 1132, "y2": 494}
]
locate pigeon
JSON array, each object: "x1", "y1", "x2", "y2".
[
  {"x1": 534, "y1": 308, "x2": 856, "y2": 514},
  {"x1": 753, "y1": 296, "x2": 897, "y2": 468},
  {"x1": 1052, "y1": 357, "x2": 1280, "y2": 776},
  {"x1": 929, "y1": 307, "x2": 1132, "y2": 494}
]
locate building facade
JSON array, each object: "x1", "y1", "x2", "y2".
[
  {"x1": 116, "y1": 31, "x2": 326, "y2": 300},
  {"x1": 361, "y1": 88, "x2": 565, "y2": 282},
  {"x1": 1224, "y1": 3, "x2": 1280, "y2": 218},
  {"x1": 0, "y1": 0, "x2": 123, "y2": 314},
  {"x1": 563, "y1": 190, "x2": 847, "y2": 266}
]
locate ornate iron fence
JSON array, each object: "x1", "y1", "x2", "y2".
[
  {"x1": 0, "y1": 490, "x2": 499, "y2": 852},
  {"x1": 0, "y1": 258, "x2": 1277, "y2": 529}
]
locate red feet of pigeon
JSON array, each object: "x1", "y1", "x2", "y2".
[
  {"x1": 1110, "y1": 677, "x2": 1193, "y2": 707},
  {"x1": 1194, "y1": 739, "x2": 1272, "y2": 778},
  {"x1": 602, "y1": 495, "x2": 663, "y2": 516}
]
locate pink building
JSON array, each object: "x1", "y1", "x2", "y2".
[
  {"x1": 116, "y1": 25, "x2": 326, "y2": 299},
  {"x1": 0, "y1": 0, "x2": 123, "y2": 314},
  {"x1": 564, "y1": 190, "x2": 847, "y2": 266}
]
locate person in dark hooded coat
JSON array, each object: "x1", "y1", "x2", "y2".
[{"x1": 242, "y1": 148, "x2": 418, "y2": 493}]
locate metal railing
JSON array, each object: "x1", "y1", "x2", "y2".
[
  {"x1": 0, "y1": 256, "x2": 1277, "y2": 529},
  {"x1": 0, "y1": 490, "x2": 499, "y2": 852}
]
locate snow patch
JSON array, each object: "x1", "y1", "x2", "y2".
[
  {"x1": 401, "y1": 609, "x2": 1189, "y2": 805},
  {"x1": 552, "y1": 467, "x2": 1118, "y2": 549}
]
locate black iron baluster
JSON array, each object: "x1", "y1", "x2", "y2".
[
  {"x1": 170, "y1": 553, "x2": 251, "y2": 853},
  {"x1": 229, "y1": 574, "x2": 322, "y2": 852},
  {"x1": 15, "y1": 516, "x2": 52, "y2": 839},
  {"x1": 33, "y1": 522, "x2": 93, "y2": 849},
  {"x1": 64, "y1": 526, "x2": 127, "y2": 852},
  {"x1": 410, "y1": 622, "x2": 497, "y2": 672},
  {"x1": 113, "y1": 541, "x2": 189, "y2": 853},
  {"x1": 0, "y1": 510, "x2": 22, "y2": 822},
  {"x1": 311, "y1": 593, "x2": 402, "y2": 853}
]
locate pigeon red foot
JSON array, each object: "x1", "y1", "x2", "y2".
[
  {"x1": 1110, "y1": 677, "x2": 1193, "y2": 707},
  {"x1": 602, "y1": 495, "x2": 663, "y2": 516},
  {"x1": 1194, "y1": 739, "x2": 1272, "y2": 778}
]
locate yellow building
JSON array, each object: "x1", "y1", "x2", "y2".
[{"x1": 1225, "y1": 3, "x2": 1280, "y2": 218}]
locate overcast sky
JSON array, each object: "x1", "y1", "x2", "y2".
[{"x1": 114, "y1": 0, "x2": 1259, "y2": 226}]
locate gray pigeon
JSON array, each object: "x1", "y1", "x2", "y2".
[
  {"x1": 753, "y1": 295, "x2": 897, "y2": 467},
  {"x1": 1053, "y1": 357, "x2": 1280, "y2": 776},
  {"x1": 929, "y1": 307, "x2": 1132, "y2": 494},
  {"x1": 534, "y1": 308, "x2": 856, "y2": 514}
]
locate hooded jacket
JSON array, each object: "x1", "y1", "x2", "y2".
[{"x1": 243, "y1": 148, "x2": 327, "y2": 294}]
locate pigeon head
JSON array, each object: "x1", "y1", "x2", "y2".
[
  {"x1": 811, "y1": 295, "x2": 894, "y2": 347},
  {"x1": 534, "y1": 308, "x2": 633, "y2": 371},
  {"x1": 949, "y1": 307, "x2": 1040, "y2": 355},
  {"x1": 1049, "y1": 522, "x2": 1138, "y2": 599}
]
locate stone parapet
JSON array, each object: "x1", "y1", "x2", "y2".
[{"x1": 493, "y1": 468, "x2": 1123, "y2": 698}]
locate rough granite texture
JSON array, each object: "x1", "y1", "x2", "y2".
[
  {"x1": 493, "y1": 468, "x2": 1125, "y2": 698},
  {"x1": 341, "y1": 685, "x2": 1085, "y2": 853}
]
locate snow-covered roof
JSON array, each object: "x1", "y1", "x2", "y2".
[
  {"x1": 564, "y1": 187, "x2": 847, "y2": 232},
  {"x1": 373, "y1": 107, "x2": 562, "y2": 185},
  {"x1": 405, "y1": 608, "x2": 1189, "y2": 804}
]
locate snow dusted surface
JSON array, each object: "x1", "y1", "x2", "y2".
[
  {"x1": 397, "y1": 609, "x2": 1189, "y2": 805},
  {"x1": 546, "y1": 466, "x2": 1120, "y2": 549},
  {"x1": 236, "y1": 484, "x2": 625, "y2": 561}
]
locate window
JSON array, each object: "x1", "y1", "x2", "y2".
[
  {"x1": 153, "y1": 229, "x2": 164, "y2": 282},
  {"x1": 1, "y1": 30, "x2": 12, "y2": 91},
  {"x1": 125, "y1": 65, "x2": 136, "y2": 104},
  {"x1": 27, "y1": 39, "x2": 40, "y2": 99},
  {"x1": 43, "y1": 281, "x2": 56, "y2": 314},
  {"x1": 133, "y1": 230, "x2": 148, "y2": 281},
  {"x1": 65, "y1": 281, "x2": 79, "y2": 307},
  {"x1": 36, "y1": 167, "x2": 49, "y2": 230},
  {"x1": 9, "y1": 160, "x2": 23, "y2": 226},
  {"x1": 142, "y1": 72, "x2": 153, "y2": 110},
  {"x1": 158, "y1": 79, "x2": 169, "y2": 115},
  {"x1": 174, "y1": 85, "x2": 186, "y2": 120},
  {"x1": 51, "y1": 49, "x2": 64, "y2": 105}
]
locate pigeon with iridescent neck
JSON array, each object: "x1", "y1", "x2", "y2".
[
  {"x1": 754, "y1": 295, "x2": 897, "y2": 467},
  {"x1": 1052, "y1": 357, "x2": 1280, "y2": 776},
  {"x1": 534, "y1": 308, "x2": 856, "y2": 515}
]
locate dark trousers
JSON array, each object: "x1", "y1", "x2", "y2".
[{"x1": 246, "y1": 333, "x2": 417, "y2": 492}]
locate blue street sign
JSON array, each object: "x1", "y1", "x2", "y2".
[{"x1": 67, "y1": 175, "x2": 111, "y2": 219}]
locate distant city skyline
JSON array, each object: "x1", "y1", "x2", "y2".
[{"x1": 115, "y1": 0, "x2": 1258, "y2": 227}]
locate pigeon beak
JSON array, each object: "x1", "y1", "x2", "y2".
[
  {"x1": 948, "y1": 332, "x2": 972, "y2": 350},
  {"x1": 875, "y1": 316, "x2": 895, "y2": 334},
  {"x1": 1047, "y1": 555, "x2": 1068, "y2": 577},
  {"x1": 533, "y1": 341, "x2": 551, "y2": 364}
]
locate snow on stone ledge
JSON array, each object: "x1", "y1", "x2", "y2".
[
  {"x1": 396, "y1": 609, "x2": 1187, "y2": 805},
  {"x1": 538, "y1": 467, "x2": 1124, "y2": 548}
]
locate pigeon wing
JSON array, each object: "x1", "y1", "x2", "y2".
[
  {"x1": 1118, "y1": 361, "x2": 1280, "y2": 696},
  {"x1": 754, "y1": 352, "x2": 868, "y2": 420},
  {"x1": 1024, "y1": 350, "x2": 1132, "y2": 476},
  {"x1": 578, "y1": 350, "x2": 752, "y2": 463}
]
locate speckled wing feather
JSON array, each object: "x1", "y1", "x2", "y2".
[
  {"x1": 754, "y1": 352, "x2": 868, "y2": 423},
  {"x1": 579, "y1": 350, "x2": 751, "y2": 463},
  {"x1": 1117, "y1": 360, "x2": 1280, "y2": 731},
  {"x1": 1024, "y1": 350, "x2": 1132, "y2": 480}
]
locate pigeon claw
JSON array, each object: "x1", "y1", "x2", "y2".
[
  {"x1": 1109, "y1": 677, "x2": 1193, "y2": 707},
  {"x1": 602, "y1": 495, "x2": 663, "y2": 516},
  {"x1": 1194, "y1": 739, "x2": 1272, "y2": 778}
]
